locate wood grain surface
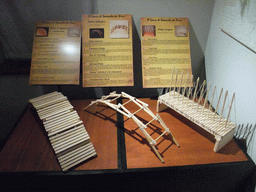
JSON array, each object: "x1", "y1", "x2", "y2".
[{"x1": 0, "y1": 99, "x2": 248, "y2": 172}]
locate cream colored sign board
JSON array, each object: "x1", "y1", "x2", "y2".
[
  {"x1": 29, "y1": 21, "x2": 81, "y2": 85},
  {"x1": 141, "y1": 17, "x2": 192, "y2": 88},
  {"x1": 82, "y1": 14, "x2": 133, "y2": 87}
]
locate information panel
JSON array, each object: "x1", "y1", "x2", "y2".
[
  {"x1": 29, "y1": 21, "x2": 81, "y2": 85},
  {"x1": 141, "y1": 17, "x2": 192, "y2": 88},
  {"x1": 82, "y1": 14, "x2": 133, "y2": 87}
]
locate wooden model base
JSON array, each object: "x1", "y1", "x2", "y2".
[
  {"x1": 157, "y1": 91, "x2": 236, "y2": 152},
  {"x1": 29, "y1": 91, "x2": 97, "y2": 171},
  {"x1": 84, "y1": 91, "x2": 179, "y2": 163}
]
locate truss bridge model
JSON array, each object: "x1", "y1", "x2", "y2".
[
  {"x1": 29, "y1": 91, "x2": 97, "y2": 171},
  {"x1": 157, "y1": 70, "x2": 236, "y2": 152},
  {"x1": 84, "y1": 91, "x2": 179, "y2": 163}
]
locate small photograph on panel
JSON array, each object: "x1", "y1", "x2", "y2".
[
  {"x1": 90, "y1": 28, "x2": 104, "y2": 38},
  {"x1": 35, "y1": 27, "x2": 49, "y2": 37},
  {"x1": 175, "y1": 25, "x2": 188, "y2": 37},
  {"x1": 109, "y1": 20, "x2": 129, "y2": 38},
  {"x1": 67, "y1": 27, "x2": 81, "y2": 37},
  {"x1": 142, "y1": 25, "x2": 156, "y2": 37}
]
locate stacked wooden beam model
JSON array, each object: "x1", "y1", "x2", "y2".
[
  {"x1": 29, "y1": 91, "x2": 97, "y2": 171},
  {"x1": 157, "y1": 70, "x2": 236, "y2": 152}
]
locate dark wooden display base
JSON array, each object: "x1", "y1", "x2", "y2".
[{"x1": 0, "y1": 99, "x2": 255, "y2": 192}]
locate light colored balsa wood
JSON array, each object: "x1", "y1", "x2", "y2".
[
  {"x1": 157, "y1": 72, "x2": 236, "y2": 152},
  {"x1": 29, "y1": 91, "x2": 97, "y2": 171},
  {"x1": 84, "y1": 91, "x2": 179, "y2": 163}
]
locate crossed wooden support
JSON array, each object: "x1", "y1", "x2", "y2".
[{"x1": 84, "y1": 91, "x2": 179, "y2": 163}]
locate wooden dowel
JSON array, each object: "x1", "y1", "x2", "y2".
[
  {"x1": 48, "y1": 120, "x2": 83, "y2": 136},
  {"x1": 44, "y1": 110, "x2": 78, "y2": 125},
  {"x1": 122, "y1": 99, "x2": 132, "y2": 106},
  {"x1": 61, "y1": 150, "x2": 97, "y2": 171},
  {"x1": 214, "y1": 87, "x2": 223, "y2": 119},
  {"x1": 185, "y1": 75, "x2": 194, "y2": 105},
  {"x1": 136, "y1": 98, "x2": 149, "y2": 107},
  {"x1": 44, "y1": 110, "x2": 72, "y2": 122},
  {"x1": 169, "y1": 68, "x2": 175, "y2": 95},
  {"x1": 49, "y1": 124, "x2": 85, "y2": 141},
  {"x1": 143, "y1": 106, "x2": 156, "y2": 118},
  {"x1": 109, "y1": 95, "x2": 121, "y2": 103},
  {"x1": 33, "y1": 95, "x2": 67, "y2": 110},
  {"x1": 50, "y1": 126, "x2": 87, "y2": 144},
  {"x1": 193, "y1": 77, "x2": 200, "y2": 102},
  {"x1": 58, "y1": 142, "x2": 93, "y2": 161},
  {"x1": 29, "y1": 91, "x2": 59, "y2": 103},
  {"x1": 60, "y1": 146, "x2": 95, "y2": 167},
  {"x1": 182, "y1": 73, "x2": 190, "y2": 97},
  {"x1": 203, "y1": 83, "x2": 211, "y2": 109},
  {"x1": 37, "y1": 100, "x2": 70, "y2": 113},
  {"x1": 225, "y1": 93, "x2": 235, "y2": 127},
  {"x1": 52, "y1": 131, "x2": 89, "y2": 150},
  {"x1": 178, "y1": 70, "x2": 184, "y2": 96},
  {"x1": 39, "y1": 104, "x2": 72, "y2": 118},
  {"x1": 174, "y1": 70, "x2": 179, "y2": 95},
  {"x1": 30, "y1": 93, "x2": 64, "y2": 107},
  {"x1": 197, "y1": 80, "x2": 206, "y2": 105},
  {"x1": 208, "y1": 85, "x2": 216, "y2": 117},
  {"x1": 54, "y1": 135, "x2": 89, "y2": 154},
  {"x1": 44, "y1": 112, "x2": 79, "y2": 129},
  {"x1": 220, "y1": 90, "x2": 228, "y2": 122},
  {"x1": 155, "y1": 131, "x2": 167, "y2": 142},
  {"x1": 145, "y1": 117, "x2": 157, "y2": 126},
  {"x1": 45, "y1": 117, "x2": 81, "y2": 132}
]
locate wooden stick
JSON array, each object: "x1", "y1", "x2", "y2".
[
  {"x1": 29, "y1": 91, "x2": 59, "y2": 103},
  {"x1": 44, "y1": 112, "x2": 79, "y2": 130},
  {"x1": 45, "y1": 114, "x2": 81, "y2": 131},
  {"x1": 140, "y1": 129, "x2": 164, "y2": 163},
  {"x1": 49, "y1": 124, "x2": 85, "y2": 141},
  {"x1": 193, "y1": 77, "x2": 200, "y2": 102},
  {"x1": 58, "y1": 142, "x2": 93, "y2": 161},
  {"x1": 182, "y1": 73, "x2": 190, "y2": 97},
  {"x1": 51, "y1": 129, "x2": 88, "y2": 149},
  {"x1": 48, "y1": 120, "x2": 83, "y2": 137},
  {"x1": 122, "y1": 98, "x2": 133, "y2": 106},
  {"x1": 173, "y1": 70, "x2": 179, "y2": 96},
  {"x1": 208, "y1": 85, "x2": 216, "y2": 117},
  {"x1": 203, "y1": 83, "x2": 211, "y2": 109},
  {"x1": 61, "y1": 150, "x2": 96, "y2": 171},
  {"x1": 157, "y1": 115, "x2": 179, "y2": 146},
  {"x1": 44, "y1": 111, "x2": 78, "y2": 125},
  {"x1": 33, "y1": 95, "x2": 67, "y2": 110},
  {"x1": 214, "y1": 87, "x2": 223, "y2": 119},
  {"x1": 169, "y1": 68, "x2": 175, "y2": 95},
  {"x1": 178, "y1": 70, "x2": 184, "y2": 96},
  {"x1": 59, "y1": 145, "x2": 95, "y2": 167},
  {"x1": 51, "y1": 130, "x2": 89, "y2": 150},
  {"x1": 198, "y1": 80, "x2": 206, "y2": 105},
  {"x1": 219, "y1": 90, "x2": 228, "y2": 122},
  {"x1": 225, "y1": 93, "x2": 235, "y2": 127},
  {"x1": 54, "y1": 134, "x2": 90, "y2": 154},
  {"x1": 186, "y1": 75, "x2": 194, "y2": 105}
]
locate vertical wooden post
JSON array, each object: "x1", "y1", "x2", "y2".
[
  {"x1": 225, "y1": 93, "x2": 235, "y2": 127},
  {"x1": 214, "y1": 87, "x2": 223, "y2": 119}
]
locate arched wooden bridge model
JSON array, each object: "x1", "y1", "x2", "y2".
[{"x1": 84, "y1": 91, "x2": 179, "y2": 163}]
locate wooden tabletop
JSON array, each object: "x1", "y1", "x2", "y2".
[{"x1": 0, "y1": 98, "x2": 248, "y2": 172}]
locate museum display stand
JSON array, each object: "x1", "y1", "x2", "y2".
[{"x1": 0, "y1": 96, "x2": 255, "y2": 191}]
